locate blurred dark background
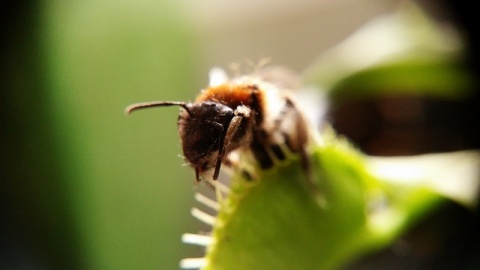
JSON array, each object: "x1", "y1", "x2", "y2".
[
  {"x1": 1, "y1": 1, "x2": 81, "y2": 268},
  {"x1": 330, "y1": 0, "x2": 480, "y2": 155}
]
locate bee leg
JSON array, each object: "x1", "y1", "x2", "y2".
[
  {"x1": 270, "y1": 144, "x2": 286, "y2": 161},
  {"x1": 278, "y1": 97, "x2": 319, "y2": 196},
  {"x1": 213, "y1": 105, "x2": 252, "y2": 180},
  {"x1": 250, "y1": 134, "x2": 275, "y2": 169}
]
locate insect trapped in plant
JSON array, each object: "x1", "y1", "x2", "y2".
[{"x1": 126, "y1": 64, "x2": 312, "y2": 183}]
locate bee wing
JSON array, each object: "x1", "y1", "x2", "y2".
[
  {"x1": 255, "y1": 65, "x2": 302, "y2": 90},
  {"x1": 209, "y1": 67, "x2": 229, "y2": 87},
  {"x1": 257, "y1": 65, "x2": 328, "y2": 129}
]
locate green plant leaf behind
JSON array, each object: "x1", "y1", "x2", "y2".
[{"x1": 303, "y1": 3, "x2": 475, "y2": 102}]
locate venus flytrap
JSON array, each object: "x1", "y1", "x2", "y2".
[{"x1": 181, "y1": 129, "x2": 478, "y2": 269}]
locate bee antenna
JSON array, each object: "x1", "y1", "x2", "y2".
[{"x1": 125, "y1": 101, "x2": 192, "y2": 115}]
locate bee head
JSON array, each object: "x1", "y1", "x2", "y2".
[
  {"x1": 126, "y1": 100, "x2": 235, "y2": 182},
  {"x1": 178, "y1": 101, "x2": 234, "y2": 182}
]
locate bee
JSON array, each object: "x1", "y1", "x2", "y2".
[{"x1": 125, "y1": 65, "x2": 311, "y2": 183}]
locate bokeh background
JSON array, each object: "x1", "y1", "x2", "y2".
[{"x1": 1, "y1": 0, "x2": 478, "y2": 269}]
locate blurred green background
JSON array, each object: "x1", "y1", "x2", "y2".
[
  {"x1": 1, "y1": 0, "x2": 478, "y2": 269},
  {"x1": 2, "y1": 1, "x2": 199, "y2": 269}
]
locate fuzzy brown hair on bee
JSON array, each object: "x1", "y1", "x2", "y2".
[{"x1": 125, "y1": 66, "x2": 311, "y2": 183}]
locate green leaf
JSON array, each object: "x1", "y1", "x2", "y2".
[
  {"x1": 202, "y1": 131, "x2": 478, "y2": 269},
  {"x1": 303, "y1": 2, "x2": 474, "y2": 101}
]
